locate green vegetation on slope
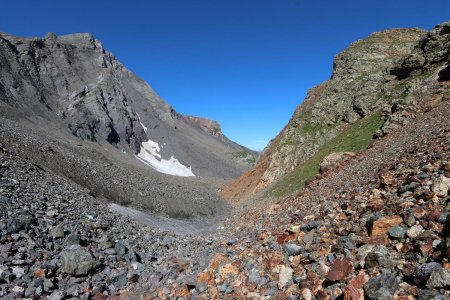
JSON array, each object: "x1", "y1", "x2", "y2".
[
  {"x1": 234, "y1": 150, "x2": 249, "y2": 158},
  {"x1": 269, "y1": 111, "x2": 384, "y2": 198}
]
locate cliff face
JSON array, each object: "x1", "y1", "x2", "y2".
[
  {"x1": 222, "y1": 22, "x2": 450, "y2": 202},
  {"x1": 0, "y1": 32, "x2": 152, "y2": 151},
  {"x1": 0, "y1": 32, "x2": 257, "y2": 179}
]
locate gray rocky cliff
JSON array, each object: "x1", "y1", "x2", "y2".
[{"x1": 0, "y1": 32, "x2": 257, "y2": 179}]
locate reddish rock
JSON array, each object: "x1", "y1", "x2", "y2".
[
  {"x1": 380, "y1": 174, "x2": 396, "y2": 187},
  {"x1": 416, "y1": 190, "x2": 435, "y2": 201},
  {"x1": 362, "y1": 235, "x2": 389, "y2": 246},
  {"x1": 316, "y1": 289, "x2": 330, "y2": 300},
  {"x1": 420, "y1": 241, "x2": 434, "y2": 255},
  {"x1": 34, "y1": 269, "x2": 46, "y2": 278},
  {"x1": 326, "y1": 257, "x2": 352, "y2": 282},
  {"x1": 348, "y1": 271, "x2": 369, "y2": 289},
  {"x1": 277, "y1": 233, "x2": 296, "y2": 244},
  {"x1": 265, "y1": 251, "x2": 283, "y2": 269},
  {"x1": 371, "y1": 215, "x2": 403, "y2": 236},
  {"x1": 343, "y1": 285, "x2": 364, "y2": 300},
  {"x1": 156, "y1": 288, "x2": 168, "y2": 300},
  {"x1": 92, "y1": 292, "x2": 107, "y2": 300},
  {"x1": 426, "y1": 206, "x2": 443, "y2": 222},
  {"x1": 171, "y1": 283, "x2": 190, "y2": 298},
  {"x1": 197, "y1": 271, "x2": 214, "y2": 286},
  {"x1": 412, "y1": 207, "x2": 426, "y2": 219},
  {"x1": 444, "y1": 161, "x2": 450, "y2": 172},
  {"x1": 209, "y1": 254, "x2": 229, "y2": 269},
  {"x1": 394, "y1": 296, "x2": 415, "y2": 300},
  {"x1": 219, "y1": 263, "x2": 239, "y2": 279}
]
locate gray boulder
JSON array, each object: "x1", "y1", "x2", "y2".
[{"x1": 60, "y1": 245, "x2": 99, "y2": 275}]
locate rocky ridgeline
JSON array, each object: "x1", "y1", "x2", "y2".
[{"x1": 222, "y1": 21, "x2": 450, "y2": 202}]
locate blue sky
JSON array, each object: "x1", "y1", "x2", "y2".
[{"x1": 2, "y1": 1, "x2": 450, "y2": 150}]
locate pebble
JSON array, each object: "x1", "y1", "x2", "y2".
[
  {"x1": 284, "y1": 243, "x2": 303, "y2": 256},
  {"x1": 278, "y1": 265, "x2": 293, "y2": 289},
  {"x1": 387, "y1": 226, "x2": 405, "y2": 239},
  {"x1": 406, "y1": 224, "x2": 424, "y2": 239}
]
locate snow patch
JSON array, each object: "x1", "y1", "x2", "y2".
[
  {"x1": 137, "y1": 140, "x2": 195, "y2": 177},
  {"x1": 136, "y1": 113, "x2": 148, "y2": 133}
]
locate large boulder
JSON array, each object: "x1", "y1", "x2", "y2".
[
  {"x1": 60, "y1": 245, "x2": 99, "y2": 276},
  {"x1": 319, "y1": 152, "x2": 356, "y2": 174}
]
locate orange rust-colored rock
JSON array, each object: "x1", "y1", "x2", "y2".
[
  {"x1": 347, "y1": 271, "x2": 369, "y2": 289},
  {"x1": 219, "y1": 263, "x2": 239, "y2": 279},
  {"x1": 92, "y1": 292, "x2": 107, "y2": 300},
  {"x1": 380, "y1": 174, "x2": 396, "y2": 187},
  {"x1": 264, "y1": 251, "x2": 283, "y2": 269},
  {"x1": 34, "y1": 269, "x2": 46, "y2": 278},
  {"x1": 197, "y1": 271, "x2": 214, "y2": 286},
  {"x1": 208, "y1": 253, "x2": 230, "y2": 270},
  {"x1": 171, "y1": 283, "x2": 190, "y2": 298},
  {"x1": 362, "y1": 235, "x2": 389, "y2": 246},
  {"x1": 371, "y1": 215, "x2": 403, "y2": 236}
]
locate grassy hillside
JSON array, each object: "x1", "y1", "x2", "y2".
[{"x1": 269, "y1": 111, "x2": 383, "y2": 198}]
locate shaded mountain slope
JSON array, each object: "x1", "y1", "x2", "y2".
[{"x1": 222, "y1": 22, "x2": 450, "y2": 203}]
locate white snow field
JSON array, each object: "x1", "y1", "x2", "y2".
[{"x1": 137, "y1": 139, "x2": 195, "y2": 177}]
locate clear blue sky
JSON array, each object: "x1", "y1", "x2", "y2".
[{"x1": 2, "y1": 1, "x2": 449, "y2": 150}]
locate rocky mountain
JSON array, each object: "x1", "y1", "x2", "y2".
[
  {"x1": 222, "y1": 22, "x2": 450, "y2": 203},
  {"x1": 0, "y1": 22, "x2": 449, "y2": 299},
  {"x1": 0, "y1": 31, "x2": 257, "y2": 180}
]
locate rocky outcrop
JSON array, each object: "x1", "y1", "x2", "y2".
[
  {"x1": 0, "y1": 32, "x2": 150, "y2": 151},
  {"x1": 181, "y1": 115, "x2": 222, "y2": 137},
  {"x1": 222, "y1": 22, "x2": 450, "y2": 202}
]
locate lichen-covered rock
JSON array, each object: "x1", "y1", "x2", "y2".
[
  {"x1": 364, "y1": 272, "x2": 398, "y2": 300},
  {"x1": 60, "y1": 245, "x2": 99, "y2": 275},
  {"x1": 426, "y1": 269, "x2": 450, "y2": 289}
]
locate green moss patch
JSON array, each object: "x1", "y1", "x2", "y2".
[{"x1": 269, "y1": 111, "x2": 384, "y2": 198}]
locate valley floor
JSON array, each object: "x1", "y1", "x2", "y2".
[{"x1": 0, "y1": 101, "x2": 449, "y2": 299}]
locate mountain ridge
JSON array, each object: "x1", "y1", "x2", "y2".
[
  {"x1": 0, "y1": 31, "x2": 258, "y2": 180},
  {"x1": 221, "y1": 22, "x2": 450, "y2": 203}
]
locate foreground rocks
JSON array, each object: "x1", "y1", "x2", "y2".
[
  {"x1": 0, "y1": 100, "x2": 449, "y2": 299},
  {"x1": 0, "y1": 22, "x2": 449, "y2": 299},
  {"x1": 189, "y1": 102, "x2": 450, "y2": 299},
  {"x1": 0, "y1": 146, "x2": 219, "y2": 299}
]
